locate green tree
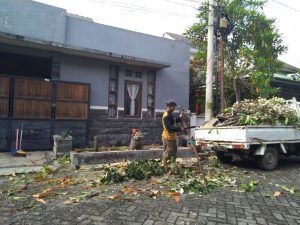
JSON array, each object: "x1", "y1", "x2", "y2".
[
  {"x1": 189, "y1": 58, "x2": 206, "y2": 113},
  {"x1": 186, "y1": 0, "x2": 287, "y2": 106}
]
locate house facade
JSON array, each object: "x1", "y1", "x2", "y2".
[
  {"x1": 272, "y1": 61, "x2": 300, "y2": 100},
  {"x1": 0, "y1": 0, "x2": 190, "y2": 151}
]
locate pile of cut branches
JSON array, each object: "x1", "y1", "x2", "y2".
[{"x1": 216, "y1": 97, "x2": 300, "y2": 128}]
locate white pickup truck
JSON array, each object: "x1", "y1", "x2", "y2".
[{"x1": 195, "y1": 98, "x2": 300, "y2": 170}]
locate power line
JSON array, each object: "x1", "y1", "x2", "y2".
[
  {"x1": 270, "y1": 0, "x2": 300, "y2": 14},
  {"x1": 87, "y1": 0, "x2": 197, "y2": 17},
  {"x1": 180, "y1": 0, "x2": 202, "y2": 3},
  {"x1": 165, "y1": 0, "x2": 198, "y2": 9}
]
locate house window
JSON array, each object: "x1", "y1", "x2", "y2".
[
  {"x1": 147, "y1": 71, "x2": 156, "y2": 117},
  {"x1": 108, "y1": 65, "x2": 119, "y2": 118},
  {"x1": 125, "y1": 70, "x2": 132, "y2": 77},
  {"x1": 135, "y1": 71, "x2": 142, "y2": 78},
  {"x1": 124, "y1": 80, "x2": 142, "y2": 118}
]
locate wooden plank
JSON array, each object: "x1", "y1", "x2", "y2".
[
  {"x1": 55, "y1": 82, "x2": 89, "y2": 120},
  {"x1": 0, "y1": 99, "x2": 8, "y2": 117},
  {"x1": 13, "y1": 79, "x2": 52, "y2": 119},
  {"x1": 13, "y1": 99, "x2": 51, "y2": 118},
  {"x1": 0, "y1": 77, "x2": 9, "y2": 97},
  {"x1": 14, "y1": 79, "x2": 51, "y2": 99},
  {"x1": 56, "y1": 102, "x2": 88, "y2": 119},
  {"x1": 56, "y1": 82, "x2": 89, "y2": 102}
]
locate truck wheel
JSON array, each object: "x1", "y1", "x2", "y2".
[
  {"x1": 256, "y1": 147, "x2": 278, "y2": 171},
  {"x1": 216, "y1": 152, "x2": 233, "y2": 164}
]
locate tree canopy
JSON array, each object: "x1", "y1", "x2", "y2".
[{"x1": 186, "y1": 0, "x2": 287, "y2": 108}]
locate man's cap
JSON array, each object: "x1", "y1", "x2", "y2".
[{"x1": 166, "y1": 100, "x2": 177, "y2": 106}]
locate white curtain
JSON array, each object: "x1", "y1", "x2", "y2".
[{"x1": 127, "y1": 84, "x2": 139, "y2": 116}]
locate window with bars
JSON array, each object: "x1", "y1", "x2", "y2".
[
  {"x1": 125, "y1": 70, "x2": 132, "y2": 77},
  {"x1": 147, "y1": 71, "x2": 156, "y2": 117},
  {"x1": 108, "y1": 65, "x2": 119, "y2": 118},
  {"x1": 135, "y1": 71, "x2": 142, "y2": 78}
]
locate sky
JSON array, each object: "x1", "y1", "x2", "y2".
[{"x1": 35, "y1": 0, "x2": 300, "y2": 68}]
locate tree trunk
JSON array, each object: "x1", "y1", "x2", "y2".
[{"x1": 233, "y1": 78, "x2": 241, "y2": 103}]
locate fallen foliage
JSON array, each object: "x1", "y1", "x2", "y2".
[
  {"x1": 63, "y1": 191, "x2": 99, "y2": 204},
  {"x1": 148, "y1": 190, "x2": 159, "y2": 199},
  {"x1": 57, "y1": 155, "x2": 71, "y2": 164},
  {"x1": 101, "y1": 167, "x2": 125, "y2": 183},
  {"x1": 125, "y1": 160, "x2": 165, "y2": 180},
  {"x1": 273, "y1": 191, "x2": 283, "y2": 197},
  {"x1": 240, "y1": 180, "x2": 259, "y2": 192},
  {"x1": 34, "y1": 165, "x2": 53, "y2": 181},
  {"x1": 107, "y1": 194, "x2": 121, "y2": 200},
  {"x1": 166, "y1": 191, "x2": 181, "y2": 204},
  {"x1": 32, "y1": 188, "x2": 54, "y2": 199},
  {"x1": 275, "y1": 184, "x2": 296, "y2": 194},
  {"x1": 101, "y1": 160, "x2": 165, "y2": 183},
  {"x1": 217, "y1": 97, "x2": 300, "y2": 128}
]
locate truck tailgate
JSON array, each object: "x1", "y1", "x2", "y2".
[{"x1": 195, "y1": 126, "x2": 300, "y2": 143}]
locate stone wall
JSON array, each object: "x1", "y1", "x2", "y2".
[{"x1": 88, "y1": 109, "x2": 164, "y2": 146}]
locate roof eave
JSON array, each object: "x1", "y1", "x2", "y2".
[{"x1": 0, "y1": 31, "x2": 171, "y2": 69}]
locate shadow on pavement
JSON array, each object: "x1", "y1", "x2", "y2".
[{"x1": 229, "y1": 156, "x2": 300, "y2": 171}]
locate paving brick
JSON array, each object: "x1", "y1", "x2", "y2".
[
  {"x1": 143, "y1": 220, "x2": 154, "y2": 225},
  {"x1": 198, "y1": 212, "x2": 217, "y2": 218},
  {"x1": 90, "y1": 216, "x2": 105, "y2": 222},
  {"x1": 189, "y1": 211, "x2": 197, "y2": 219},
  {"x1": 207, "y1": 217, "x2": 227, "y2": 223},
  {"x1": 207, "y1": 222, "x2": 216, "y2": 225},
  {"x1": 136, "y1": 214, "x2": 148, "y2": 223},
  {"x1": 166, "y1": 212, "x2": 187, "y2": 223},
  {"x1": 227, "y1": 216, "x2": 237, "y2": 224},
  {"x1": 285, "y1": 215, "x2": 300, "y2": 220},
  {"x1": 177, "y1": 216, "x2": 197, "y2": 222},
  {"x1": 159, "y1": 210, "x2": 170, "y2": 219},
  {"x1": 255, "y1": 217, "x2": 266, "y2": 224},
  {"x1": 2, "y1": 158, "x2": 300, "y2": 225},
  {"x1": 272, "y1": 212, "x2": 284, "y2": 220},
  {"x1": 288, "y1": 209, "x2": 300, "y2": 216},
  {"x1": 154, "y1": 222, "x2": 172, "y2": 225},
  {"x1": 237, "y1": 218, "x2": 256, "y2": 224},
  {"x1": 78, "y1": 219, "x2": 92, "y2": 225},
  {"x1": 175, "y1": 221, "x2": 185, "y2": 225},
  {"x1": 181, "y1": 206, "x2": 189, "y2": 213},
  {"x1": 289, "y1": 202, "x2": 299, "y2": 207},
  {"x1": 217, "y1": 211, "x2": 226, "y2": 219},
  {"x1": 286, "y1": 218, "x2": 298, "y2": 225},
  {"x1": 126, "y1": 205, "x2": 136, "y2": 212},
  {"x1": 91, "y1": 222, "x2": 109, "y2": 225}
]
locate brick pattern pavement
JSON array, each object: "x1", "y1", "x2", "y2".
[{"x1": 1, "y1": 158, "x2": 300, "y2": 225}]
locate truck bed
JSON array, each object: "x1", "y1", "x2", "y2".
[{"x1": 195, "y1": 126, "x2": 300, "y2": 143}]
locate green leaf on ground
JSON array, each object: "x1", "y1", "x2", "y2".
[
  {"x1": 34, "y1": 165, "x2": 53, "y2": 181},
  {"x1": 25, "y1": 200, "x2": 36, "y2": 209},
  {"x1": 240, "y1": 180, "x2": 259, "y2": 192}
]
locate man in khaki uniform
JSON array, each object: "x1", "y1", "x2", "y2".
[{"x1": 162, "y1": 100, "x2": 184, "y2": 172}]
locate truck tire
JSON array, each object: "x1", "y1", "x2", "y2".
[
  {"x1": 216, "y1": 151, "x2": 233, "y2": 163},
  {"x1": 256, "y1": 147, "x2": 278, "y2": 171}
]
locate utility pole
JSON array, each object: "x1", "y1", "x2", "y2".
[
  {"x1": 219, "y1": 35, "x2": 225, "y2": 111},
  {"x1": 217, "y1": 8, "x2": 234, "y2": 111},
  {"x1": 205, "y1": 0, "x2": 214, "y2": 122}
]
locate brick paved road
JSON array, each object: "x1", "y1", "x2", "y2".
[{"x1": 1, "y1": 157, "x2": 300, "y2": 225}]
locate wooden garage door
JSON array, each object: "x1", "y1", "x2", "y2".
[
  {"x1": 13, "y1": 79, "x2": 52, "y2": 119},
  {"x1": 0, "y1": 77, "x2": 9, "y2": 118},
  {"x1": 56, "y1": 82, "x2": 89, "y2": 120}
]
